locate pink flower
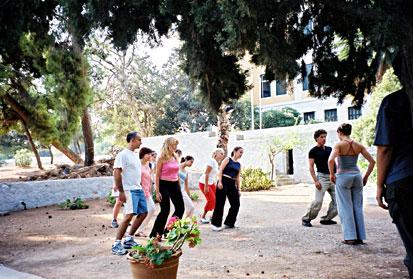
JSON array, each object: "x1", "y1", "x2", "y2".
[{"x1": 166, "y1": 216, "x2": 179, "y2": 230}]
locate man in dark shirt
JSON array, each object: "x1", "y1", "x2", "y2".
[
  {"x1": 302, "y1": 129, "x2": 338, "y2": 227},
  {"x1": 374, "y1": 89, "x2": 413, "y2": 278}
]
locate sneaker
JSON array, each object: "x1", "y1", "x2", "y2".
[
  {"x1": 320, "y1": 220, "x2": 337, "y2": 225},
  {"x1": 200, "y1": 218, "x2": 210, "y2": 224},
  {"x1": 123, "y1": 237, "x2": 140, "y2": 249},
  {"x1": 211, "y1": 225, "x2": 223, "y2": 232},
  {"x1": 302, "y1": 220, "x2": 312, "y2": 227},
  {"x1": 111, "y1": 219, "x2": 119, "y2": 228},
  {"x1": 111, "y1": 242, "x2": 127, "y2": 256}
]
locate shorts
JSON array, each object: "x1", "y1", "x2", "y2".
[{"x1": 124, "y1": 189, "x2": 148, "y2": 215}]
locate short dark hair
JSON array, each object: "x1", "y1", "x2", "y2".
[
  {"x1": 126, "y1": 131, "x2": 139, "y2": 143},
  {"x1": 175, "y1": 149, "x2": 182, "y2": 156},
  {"x1": 139, "y1": 147, "x2": 153, "y2": 159},
  {"x1": 180, "y1": 155, "x2": 194, "y2": 163},
  {"x1": 314, "y1": 129, "x2": 327, "y2": 141},
  {"x1": 337, "y1": 123, "x2": 352, "y2": 136}
]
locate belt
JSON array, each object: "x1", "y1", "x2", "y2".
[{"x1": 223, "y1": 174, "x2": 236, "y2": 180}]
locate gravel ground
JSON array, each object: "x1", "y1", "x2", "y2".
[{"x1": 0, "y1": 184, "x2": 409, "y2": 278}]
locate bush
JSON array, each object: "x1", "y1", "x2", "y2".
[
  {"x1": 59, "y1": 197, "x2": 89, "y2": 210},
  {"x1": 190, "y1": 192, "x2": 199, "y2": 201},
  {"x1": 358, "y1": 158, "x2": 377, "y2": 184},
  {"x1": 240, "y1": 168, "x2": 274, "y2": 192},
  {"x1": 14, "y1": 149, "x2": 32, "y2": 167},
  {"x1": 107, "y1": 191, "x2": 116, "y2": 205}
]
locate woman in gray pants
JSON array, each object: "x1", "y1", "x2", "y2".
[{"x1": 328, "y1": 123, "x2": 375, "y2": 245}]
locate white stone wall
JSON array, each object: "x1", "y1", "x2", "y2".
[{"x1": 141, "y1": 122, "x2": 344, "y2": 184}]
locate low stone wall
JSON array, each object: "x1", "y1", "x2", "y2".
[
  {"x1": 0, "y1": 177, "x2": 113, "y2": 213},
  {"x1": 0, "y1": 172, "x2": 204, "y2": 213}
]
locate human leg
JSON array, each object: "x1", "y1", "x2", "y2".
[
  {"x1": 223, "y1": 178, "x2": 240, "y2": 228},
  {"x1": 336, "y1": 174, "x2": 357, "y2": 240},
  {"x1": 149, "y1": 181, "x2": 171, "y2": 238},
  {"x1": 351, "y1": 175, "x2": 366, "y2": 240}
]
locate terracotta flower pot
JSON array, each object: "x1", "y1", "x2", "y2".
[{"x1": 128, "y1": 250, "x2": 182, "y2": 279}]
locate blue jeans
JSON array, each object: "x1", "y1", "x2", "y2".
[{"x1": 335, "y1": 173, "x2": 366, "y2": 240}]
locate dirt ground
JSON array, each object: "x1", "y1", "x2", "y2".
[{"x1": 0, "y1": 185, "x2": 409, "y2": 279}]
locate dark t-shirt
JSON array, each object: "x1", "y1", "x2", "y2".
[
  {"x1": 309, "y1": 146, "x2": 332, "y2": 174},
  {"x1": 374, "y1": 90, "x2": 413, "y2": 184}
]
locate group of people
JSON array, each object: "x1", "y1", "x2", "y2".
[
  {"x1": 301, "y1": 124, "x2": 375, "y2": 246},
  {"x1": 108, "y1": 87, "x2": 413, "y2": 277},
  {"x1": 110, "y1": 133, "x2": 244, "y2": 256}
]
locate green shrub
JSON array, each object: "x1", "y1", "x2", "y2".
[
  {"x1": 240, "y1": 168, "x2": 274, "y2": 192},
  {"x1": 59, "y1": 197, "x2": 89, "y2": 210},
  {"x1": 14, "y1": 149, "x2": 32, "y2": 167},
  {"x1": 107, "y1": 191, "x2": 116, "y2": 205},
  {"x1": 190, "y1": 192, "x2": 199, "y2": 201},
  {"x1": 358, "y1": 158, "x2": 377, "y2": 184}
]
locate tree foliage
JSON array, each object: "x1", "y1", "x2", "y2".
[{"x1": 353, "y1": 69, "x2": 402, "y2": 146}]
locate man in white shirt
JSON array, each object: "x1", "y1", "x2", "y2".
[{"x1": 111, "y1": 132, "x2": 148, "y2": 256}]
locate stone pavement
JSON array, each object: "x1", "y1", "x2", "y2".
[{"x1": 0, "y1": 265, "x2": 44, "y2": 279}]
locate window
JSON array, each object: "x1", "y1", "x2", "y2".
[
  {"x1": 348, "y1": 106, "x2": 362, "y2": 120},
  {"x1": 276, "y1": 80, "x2": 287, "y2": 96},
  {"x1": 325, "y1": 109, "x2": 337, "y2": 122},
  {"x1": 260, "y1": 74, "x2": 271, "y2": 98},
  {"x1": 302, "y1": 63, "x2": 313, "y2": 91},
  {"x1": 303, "y1": 111, "x2": 315, "y2": 123}
]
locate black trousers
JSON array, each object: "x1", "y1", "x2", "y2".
[
  {"x1": 386, "y1": 176, "x2": 413, "y2": 278},
  {"x1": 150, "y1": 180, "x2": 184, "y2": 238},
  {"x1": 211, "y1": 176, "x2": 240, "y2": 227}
]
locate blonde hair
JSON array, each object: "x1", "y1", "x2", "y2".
[
  {"x1": 212, "y1": 148, "x2": 225, "y2": 158},
  {"x1": 160, "y1": 137, "x2": 179, "y2": 162}
]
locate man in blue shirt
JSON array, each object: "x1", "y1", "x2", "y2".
[{"x1": 375, "y1": 89, "x2": 413, "y2": 278}]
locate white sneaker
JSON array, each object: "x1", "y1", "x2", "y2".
[
  {"x1": 200, "y1": 218, "x2": 210, "y2": 224},
  {"x1": 211, "y1": 225, "x2": 223, "y2": 232}
]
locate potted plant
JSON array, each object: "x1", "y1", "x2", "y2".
[{"x1": 127, "y1": 216, "x2": 201, "y2": 279}]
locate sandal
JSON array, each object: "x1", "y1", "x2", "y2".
[
  {"x1": 342, "y1": 240, "x2": 357, "y2": 245},
  {"x1": 134, "y1": 232, "x2": 147, "y2": 237}
]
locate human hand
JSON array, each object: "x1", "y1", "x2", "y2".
[
  {"x1": 119, "y1": 191, "x2": 126, "y2": 203},
  {"x1": 330, "y1": 174, "x2": 336, "y2": 184},
  {"x1": 315, "y1": 180, "x2": 322, "y2": 191},
  {"x1": 376, "y1": 186, "x2": 388, "y2": 210},
  {"x1": 217, "y1": 182, "x2": 223, "y2": 190},
  {"x1": 204, "y1": 186, "x2": 209, "y2": 194},
  {"x1": 156, "y1": 191, "x2": 162, "y2": 202},
  {"x1": 363, "y1": 176, "x2": 368, "y2": 186}
]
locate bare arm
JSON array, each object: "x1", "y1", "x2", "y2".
[
  {"x1": 236, "y1": 165, "x2": 241, "y2": 190},
  {"x1": 328, "y1": 145, "x2": 339, "y2": 183},
  {"x1": 185, "y1": 175, "x2": 190, "y2": 196},
  {"x1": 203, "y1": 165, "x2": 213, "y2": 193},
  {"x1": 360, "y1": 146, "x2": 376, "y2": 185},
  {"x1": 308, "y1": 159, "x2": 321, "y2": 190},
  {"x1": 217, "y1": 158, "x2": 229, "y2": 189},
  {"x1": 113, "y1": 168, "x2": 125, "y2": 202},
  {"x1": 155, "y1": 158, "x2": 163, "y2": 201},
  {"x1": 376, "y1": 145, "x2": 393, "y2": 209}
]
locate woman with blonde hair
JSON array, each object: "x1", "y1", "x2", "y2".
[
  {"x1": 198, "y1": 148, "x2": 225, "y2": 224},
  {"x1": 150, "y1": 137, "x2": 185, "y2": 238}
]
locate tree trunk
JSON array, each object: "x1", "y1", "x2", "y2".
[
  {"x1": 52, "y1": 141, "x2": 83, "y2": 164},
  {"x1": 21, "y1": 121, "x2": 43, "y2": 170},
  {"x1": 48, "y1": 145, "x2": 54, "y2": 164},
  {"x1": 216, "y1": 106, "x2": 230, "y2": 157},
  {"x1": 81, "y1": 107, "x2": 94, "y2": 166}
]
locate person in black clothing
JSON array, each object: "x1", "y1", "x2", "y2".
[
  {"x1": 302, "y1": 129, "x2": 338, "y2": 227},
  {"x1": 211, "y1": 147, "x2": 244, "y2": 231}
]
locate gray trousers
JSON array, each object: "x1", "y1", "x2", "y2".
[{"x1": 302, "y1": 173, "x2": 338, "y2": 222}]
